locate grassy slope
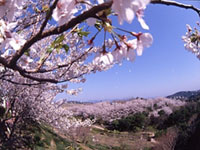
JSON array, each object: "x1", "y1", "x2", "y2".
[
  {"x1": 1, "y1": 120, "x2": 155, "y2": 150},
  {"x1": 29, "y1": 123, "x2": 72, "y2": 150}
]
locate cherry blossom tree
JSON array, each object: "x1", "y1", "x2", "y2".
[
  {"x1": 0, "y1": 0, "x2": 199, "y2": 86},
  {"x1": 68, "y1": 97, "x2": 185, "y2": 122},
  {"x1": 0, "y1": 81, "x2": 94, "y2": 147},
  {"x1": 0, "y1": 0, "x2": 199, "y2": 144}
]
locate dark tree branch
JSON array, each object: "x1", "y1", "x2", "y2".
[
  {"x1": 0, "y1": 1, "x2": 113, "y2": 84},
  {"x1": 8, "y1": 1, "x2": 113, "y2": 67},
  {"x1": 41, "y1": 1, "x2": 113, "y2": 38},
  {"x1": 0, "y1": 56, "x2": 9, "y2": 67},
  {"x1": 38, "y1": 0, "x2": 59, "y2": 34},
  {"x1": 3, "y1": 0, "x2": 199, "y2": 84},
  {"x1": 1, "y1": 78, "x2": 42, "y2": 86},
  {"x1": 151, "y1": 0, "x2": 200, "y2": 16}
]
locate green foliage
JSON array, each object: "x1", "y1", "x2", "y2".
[
  {"x1": 189, "y1": 93, "x2": 200, "y2": 102},
  {"x1": 31, "y1": 123, "x2": 72, "y2": 150},
  {"x1": 158, "y1": 110, "x2": 166, "y2": 116},
  {"x1": 109, "y1": 112, "x2": 149, "y2": 132},
  {"x1": 2, "y1": 121, "x2": 72, "y2": 150},
  {"x1": 45, "y1": 34, "x2": 69, "y2": 54},
  {"x1": 73, "y1": 27, "x2": 90, "y2": 38},
  {"x1": 163, "y1": 102, "x2": 200, "y2": 130},
  {"x1": 62, "y1": 44, "x2": 69, "y2": 53},
  {"x1": 153, "y1": 103, "x2": 159, "y2": 109},
  {"x1": 54, "y1": 34, "x2": 65, "y2": 44}
]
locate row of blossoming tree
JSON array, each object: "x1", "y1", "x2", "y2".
[{"x1": 0, "y1": 0, "x2": 199, "y2": 146}]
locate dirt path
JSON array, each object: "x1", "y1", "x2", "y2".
[{"x1": 92, "y1": 125, "x2": 105, "y2": 130}]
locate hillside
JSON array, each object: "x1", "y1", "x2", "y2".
[
  {"x1": 0, "y1": 120, "x2": 74, "y2": 150},
  {"x1": 2, "y1": 95, "x2": 200, "y2": 150},
  {"x1": 166, "y1": 90, "x2": 200, "y2": 100}
]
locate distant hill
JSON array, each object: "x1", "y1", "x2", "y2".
[{"x1": 167, "y1": 90, "x2": 200, "y2": 101}]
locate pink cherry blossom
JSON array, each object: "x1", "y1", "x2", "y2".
[
  {"x1": 110, "y1": 0, "x2": 150, "y2": 29},
  {"x1": 127, "y1": 49, "x2": 136, "y2": 62},
  {"x1": 0, "y1": 20, "x2": 17, "y2": 40},
  {"x1": 182, "y1": 24, "x2": 200, "y2": 59},
  {"x1": 97, "y1": 0, "x2": 149, "y2": 27},
  {"x1": 136, "y1": 33, "x2": 153, "y2": 56},
  {"x1": 132, "y1": 0, "x2": 150, "y2": 30},
  {"x1": 93, "y1": 52, "x2": 114, "y2": 69},
  {"x1": 0, "y1": 0, "x2": 24, "y2": 21},
  {"x1": 52, "y1": 0, "x2": 77, "y2": 25},
  {"x1": 112, "y1": 45, "x2": 127, "y2": 63},
  {"x1": 112, "y1": 0, "x2": 135, "y2": 25},
  {"x1": 136, "y1": 9, "x2": 149, "y2": 30}
]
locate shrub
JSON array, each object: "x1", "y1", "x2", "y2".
[
  {"x1": 162, "y1": 102, "x2": 200, "y2": 130},
  {"x1": 108, "y1": 112, "x2": 149, "y2": 132}
]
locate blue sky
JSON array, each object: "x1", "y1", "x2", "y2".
[{"x1": 60, "y1": 1, "x2": 200, "y2": 102}]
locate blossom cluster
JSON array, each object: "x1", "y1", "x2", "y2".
[
  {"x1": 182, "y1": 24, "x2": 200, "y2": 59},
  {"x1": 0, "y1": 0, "x2": 153, "y2": 85},
  {"x1": 93, "y1": 33, "x2": 153, "y2": 70},
  {"x1": 0, "y1": 20, "x2": 26, "y2": 55},
  {"x1": 0, "y1": 81, "x2": 95, "y2": 134},
  {"x1": 0, "y1": 0, "x2": 24, "y2": 21},
  {"x1": 67, "y1": 97, "x2": 185, "y2": 122},
  {"x1": 50, "y1": 0, "x2": 153, "y2": 71},
  {"x1": 96, "y1": 0, "x2": 150, "y2": 28},
  {"x1": 52, "y1": 0, "x2": 150, "y2": 27},
  {"x1": 0, "y1": 0, "x2": 196, "y2": 136}
]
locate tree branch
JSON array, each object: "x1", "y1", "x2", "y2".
[
  {"x1": 2, "y1": 0, "x2": 199, "y2": 84},
  {"x1": 151, "y1": 0, "x2": 200, "y2": 16},
  {"x1": 1, "y1": 78, "x2": 43, "y2": 86},
  {"x1": 8, "y1": 1, "x2": 113, "y2": 67},
  {"x1": 41, "y1": 1, "x2": 113, "y2": 38},
  {"x1": 26, "y1": 46, "x2": 93, "y2": 74},
  {"x1": 38, "y1": 0, "x2": 59, "y2": 35},
  {"x1": 0, "y1": 56, "x2": 9, "y2": 67}
]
